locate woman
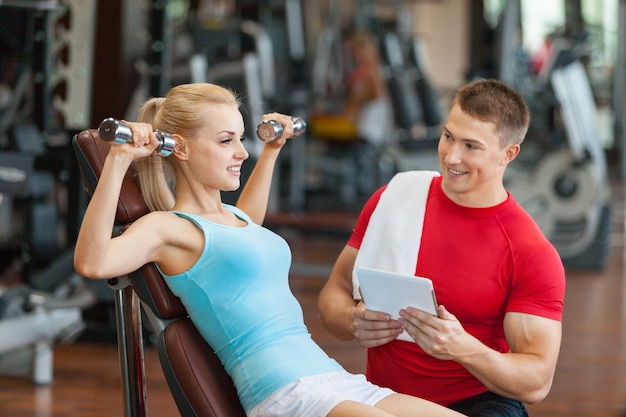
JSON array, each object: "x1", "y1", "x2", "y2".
[{"x1": 74, "y1": 82, "x2": 464, "y2": 417}]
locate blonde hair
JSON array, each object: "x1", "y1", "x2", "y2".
[{"x1": 134, "y1": 83, "x2": 241, "y2": 211}]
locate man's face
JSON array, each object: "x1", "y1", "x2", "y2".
[{"x1": 437, "y1": 104, "x2": 519, "y2": 207}]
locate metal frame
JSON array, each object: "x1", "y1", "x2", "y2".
[{"x1": 108, "y1": 276, "x2": 148, "y2": 417}]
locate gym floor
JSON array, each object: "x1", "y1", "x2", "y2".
[{"x1": 0, "y1": 175, "x2": 625, "y2": 417}]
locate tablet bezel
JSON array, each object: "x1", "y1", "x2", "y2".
[{"x1": 356, "y1": 266, "x2": 438, "y2": 319}]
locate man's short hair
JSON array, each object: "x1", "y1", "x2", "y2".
[{"x1": 451, "y1": 79, "x2": 530, "y2": 146}]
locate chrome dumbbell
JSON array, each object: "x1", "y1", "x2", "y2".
[
  {"x1": 256, "y1": 116, "x2": 306, "y2": 142},
  {"x1": 98, "y1": 117, "x2": 175, "y2": 157}
]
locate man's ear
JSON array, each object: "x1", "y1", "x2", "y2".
[
  {"x1": 171, "y1": 134, "x2": 188, "y2": 160},
  {"x1": 502, "y1": 144, "x2": 520, "y2": 165}
]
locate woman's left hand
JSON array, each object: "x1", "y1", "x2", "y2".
[{"x1": 259, "y1": 113, "x2": 301, "y2": 147}]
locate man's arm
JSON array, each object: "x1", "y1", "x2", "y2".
[
  {"x1": 318, "y1": 245, "x2": 403, "y2": 346},
  {"x1": 399, "y1": 306, "x2": 561, "y2": 404},
  {"x1": 468, "y1": 312, "x2": 561, "y2": 403}
]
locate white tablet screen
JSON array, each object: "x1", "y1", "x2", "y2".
[{"x1": 356, "y1": 267, "x2": 438, "y2": 342}]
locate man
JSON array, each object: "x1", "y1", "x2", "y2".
[{"x1": 318, "y1": 79, "x2": 566, "y2": 417}]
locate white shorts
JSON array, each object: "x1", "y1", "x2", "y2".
[{"x1": 248, "y1": 371, "x2": 395, "y2": 417}]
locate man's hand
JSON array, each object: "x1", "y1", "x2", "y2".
[
  {"x1": 353, "y1": 301, "x2": 403, "y2": 348},
  {"x1": 398, "y1": 305, "x2": 480, "y2": 360},
  {"x1": 399, "y1": 305, "x2": 562, "y2": 403}
]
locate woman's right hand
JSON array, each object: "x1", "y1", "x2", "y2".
[{"x1": 109, "y1": 121, "x2": 161, "y2": 160}]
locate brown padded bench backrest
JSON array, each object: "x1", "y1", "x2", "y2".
[
  {"x1": 159, "y1": 319, "x2": 247, "y2": 417},
  {"x1": 73, "y1": 129, "x2": 149, "y2": 223},
  {"x1": 73, "y1": 129, "x2": 186, "y2": 319}
]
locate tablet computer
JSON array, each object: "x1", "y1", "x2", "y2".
[{"x1": 356, "y1": 267, "x2": 438, "y2": 342}]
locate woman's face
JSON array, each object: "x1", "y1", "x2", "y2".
[{"x1": 186, "y1": 104, "x2": 248, "y2": 192}]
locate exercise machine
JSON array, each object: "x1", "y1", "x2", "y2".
[
  {"x1": 505, "y1": 59, "x2": 611, "y2": 268},
  {"x1": 0, "y1": 0, "x2": 97, "y2": 383}
]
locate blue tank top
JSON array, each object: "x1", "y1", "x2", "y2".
[{"x1": 159, "y1": 206, "x2": 343, "y2": 412}]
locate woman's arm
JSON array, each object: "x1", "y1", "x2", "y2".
[
  {"x1": 74, "y1": 122, "x2": 161, "y2": 279},
  {"x1": 236, "y1": 113, "x2": 296, "y2": 224}
]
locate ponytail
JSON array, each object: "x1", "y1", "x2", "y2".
[{"x1": 134, "y1": 97, "x2": 176, "y2": 212}]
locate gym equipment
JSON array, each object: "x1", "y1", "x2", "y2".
[
  {"x1": 507, "y1": 60, "x2": 611, "y2": 268},
  {"x1": 0, "y1": 0, "x2": 97, "y2": 384},
  {"x1": 618, "y1": 1, "x2": 626, "y2": 178},
  {"x1": 256, "y1": 117, "x2": 306, "y2": 142},
  {"x1": 73, "y1": 128, "x2": 246, "y2": 417},
  {"x1": 371, "y1": 30, "x2": 445, "y2": 181},
  {"x1": 380, "y1": 31, "x2": 442, "y2": 147},
  {"x1": 98, "y1": 117, "x2": 176, "y2": 157},
  {"x1": 0, "y1": 287, "x2": 84, "y2": 384},
  {"x1": 382, "y1": 32, "x2": 427, "y2": 142},
  {"x1": 0, "y1": 86, "x2": 90, "y2": 385},
  {"x1": 407, "y1": 38, "x2": 443, "y2": 129},
  {"x1": 0, "y1": 248, "x2": 95, "y2": 384}
]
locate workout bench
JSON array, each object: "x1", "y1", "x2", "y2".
[{"x1": 73, "y1": 129, "x2": 246, "y2": 417}]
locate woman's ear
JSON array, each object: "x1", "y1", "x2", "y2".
[{"x1": 171, "y1": 134, "x2": 188, "y2": 160}]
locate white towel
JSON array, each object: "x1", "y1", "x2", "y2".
[{"x1": 353, "y1": 170, "x2": 439, "y2": 299}]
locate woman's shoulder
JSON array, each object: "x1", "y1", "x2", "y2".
[
  {"x1": 223, "y1": 203, "x2": 247, "y2": 215},
  {"x1": 133, "y1": 210, "x2": 198, "y2": 235}
]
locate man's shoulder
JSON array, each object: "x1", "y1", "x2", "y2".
[{"x1": 499, "y1": 202, "x2": 563, "y2": 266}]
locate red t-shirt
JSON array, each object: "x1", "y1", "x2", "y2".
[{"x1": 348, "y1": 176, "x2": 566, "y2": 405}]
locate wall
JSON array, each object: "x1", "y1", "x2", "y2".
[{"x1": 412, "y1": 1, "x2": 470, "y2": 95}]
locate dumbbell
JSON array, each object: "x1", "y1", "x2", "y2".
[
  {"x1": 256, "y1": 116, "x2": 306, "y2": 142},
  {"x1": 98, "y1": 117, "x2": 175, "y2": 157}
]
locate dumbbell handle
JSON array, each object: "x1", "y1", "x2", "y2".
[
  {"x1": 256, "y1": 116, "x2": 306, "y2": 142},
  {"x1": 98, "y1": 117, "x2": 175, "y2": 157}
]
